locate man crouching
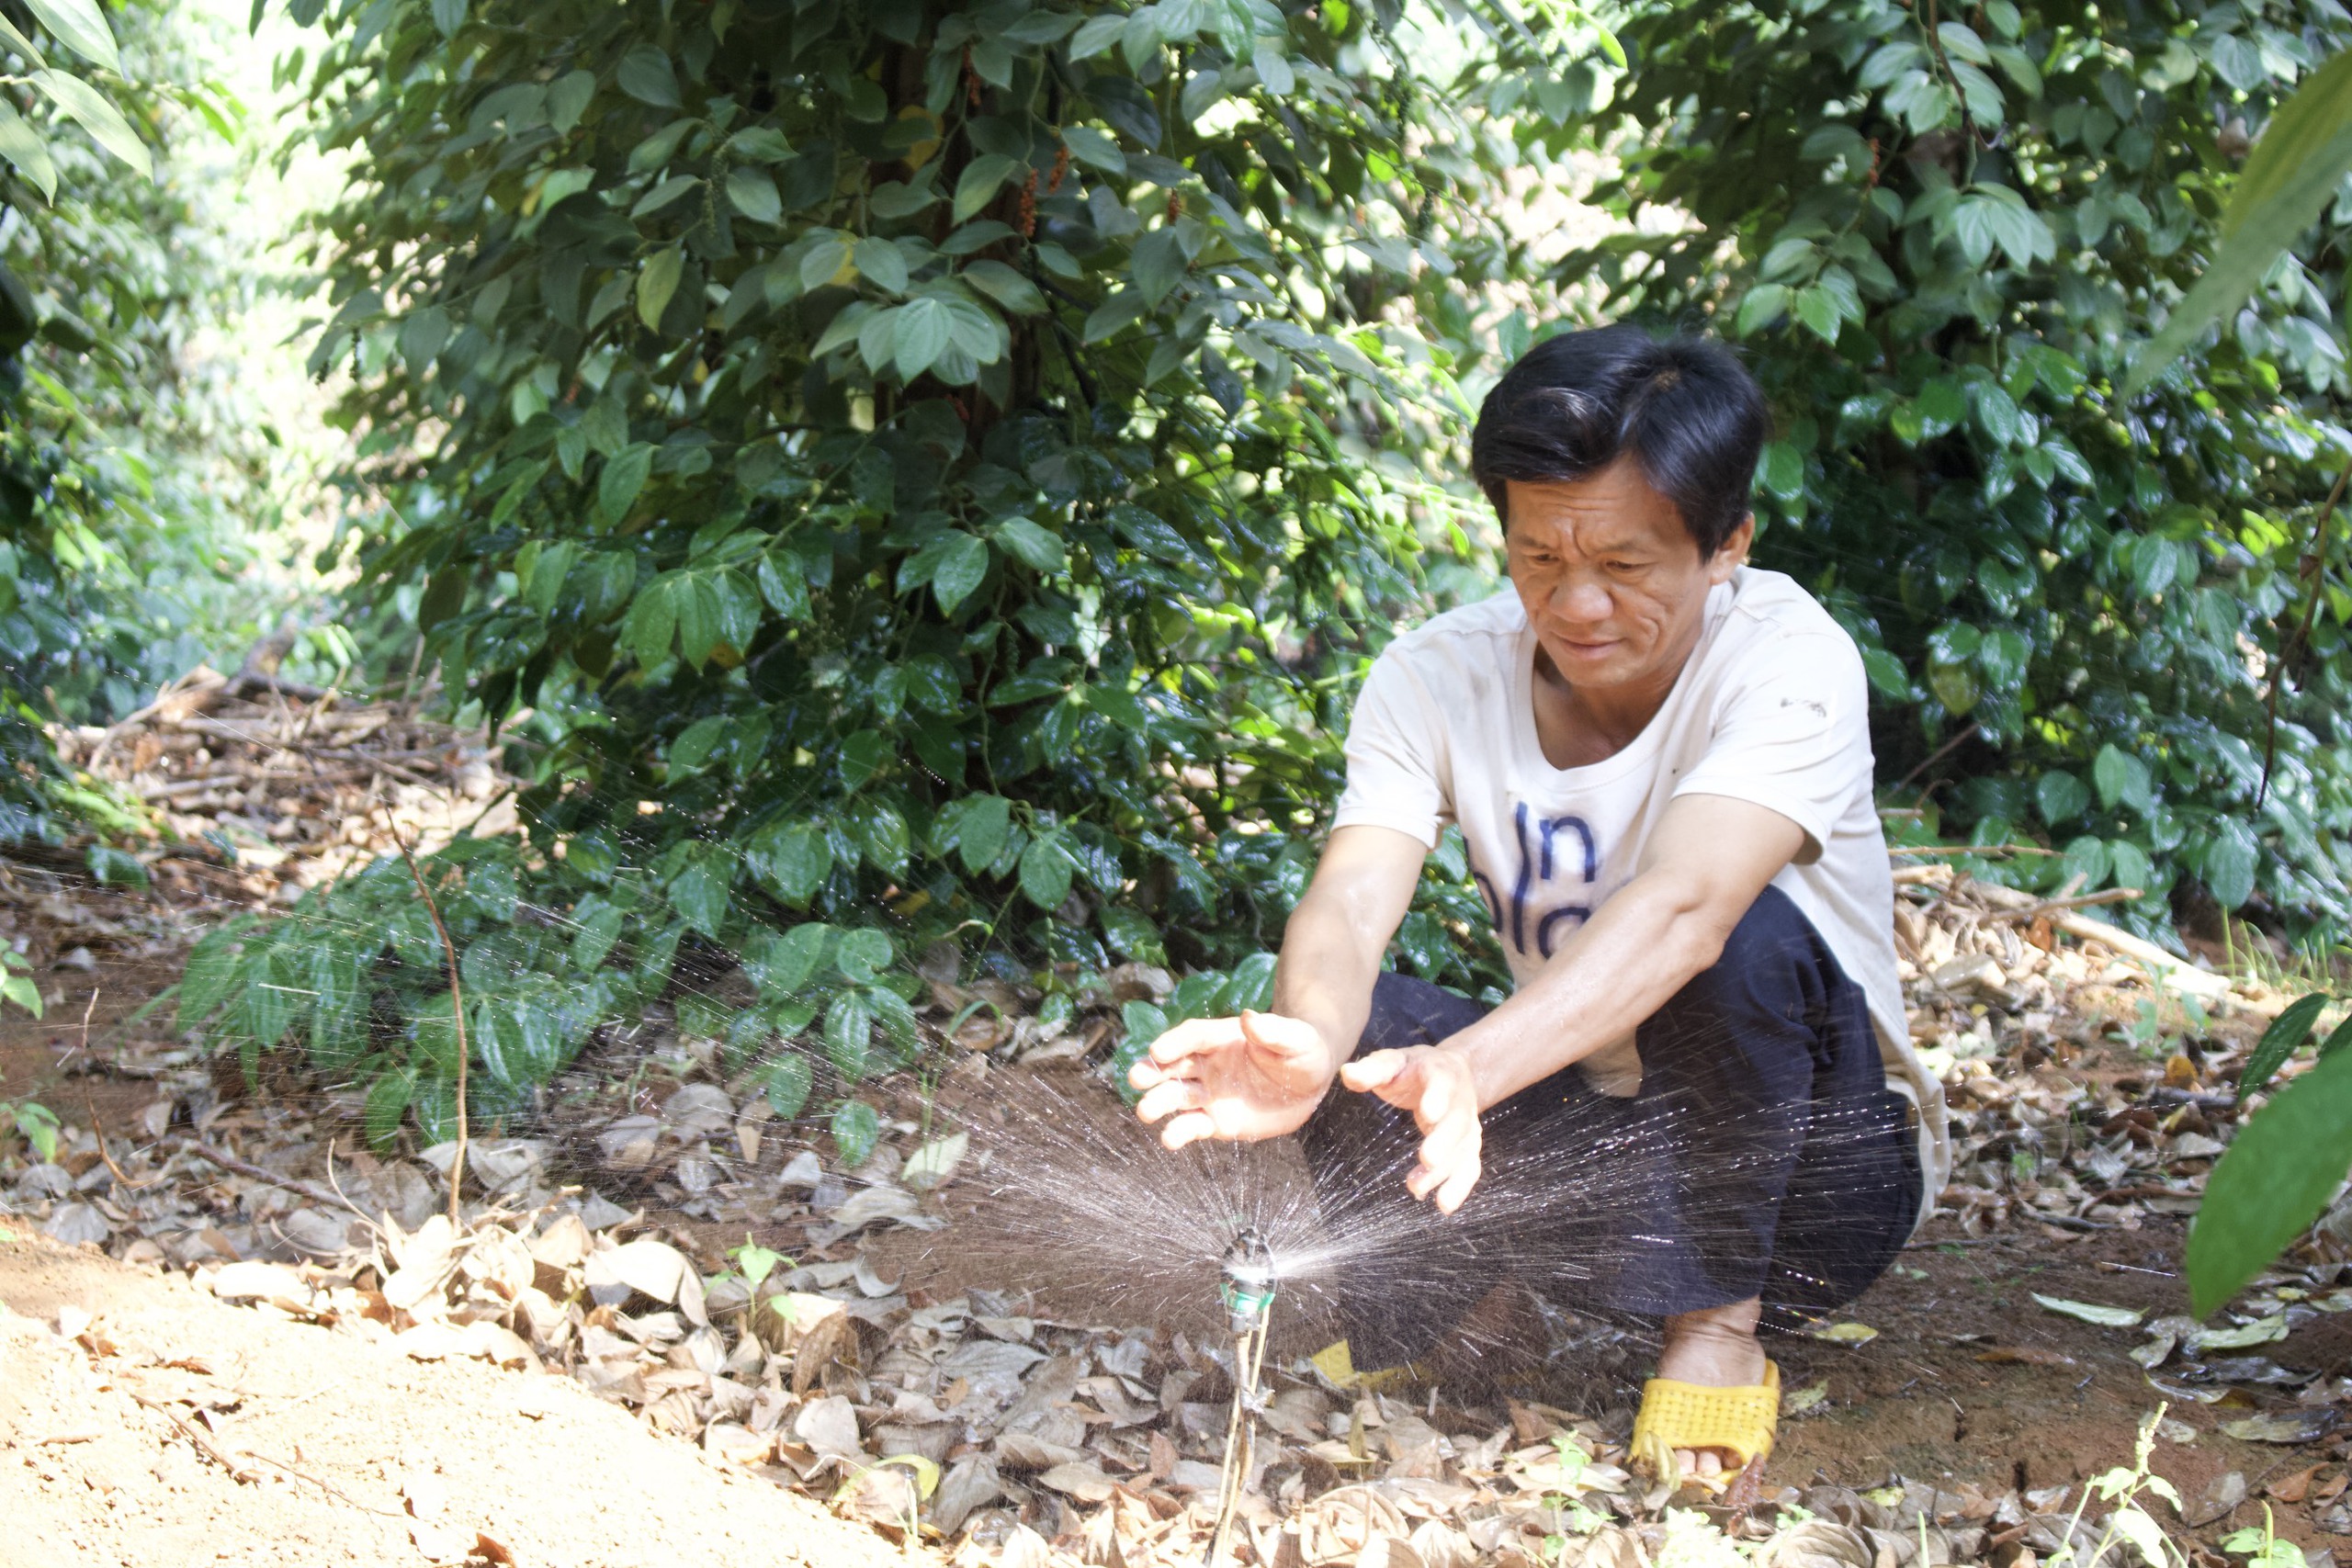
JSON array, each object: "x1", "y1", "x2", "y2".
[{"x1": 1130, "y1": 324, "x2": 1949, "y2": 1499}]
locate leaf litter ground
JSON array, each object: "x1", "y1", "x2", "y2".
[{"x1": 6, "y1": 797, "x2": 2352, "y2": 1567}]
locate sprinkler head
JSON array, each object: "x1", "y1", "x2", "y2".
[{"x1": 1219, "y1": 1226, "x2": 1275, "y2": 1334}]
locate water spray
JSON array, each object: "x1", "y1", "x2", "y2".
[{"x1": 1205, "y1": 1227, "x2": 1276, "y2": 1567}]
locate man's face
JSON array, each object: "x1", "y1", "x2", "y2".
[{"x1": 1502, "y1": 459, "x2": 1752, "y2": 695}]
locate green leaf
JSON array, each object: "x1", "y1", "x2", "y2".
[
  {"x1": 764, "y1": 1054, "x2": 813, "y2": 1118},
  {"x1": 725, "y1": 164, "x2": 782, "y2": 225},
  {"x1": 636, "y1": 245, "x2": 684, "y2": 330},
  {"x1": 599, "y1": 442, "x2": 653, "y2": 522},
  {"x1": 669, "y1": 852, "x2": 731, "y2": 938},
  {"x1": 29, "y1": 71, "x2": 148, "y2": 178},
  {"x1": 1, "y1": 975, "x2": 40, "y2": 1018},
  {"x1": 674, "y1": 574, "x2": 722, "y2": 667},
  {"x1": 2240, "y1": 992, "x2": 2330, "y2": 1102},
  {"x1": 853, "y1": 233, "x2": 909, "y2": 294},
  {"x1": 1758, "y1": 442, "x2": 1804, "y2": 502},
  {"x1": 2091, "y1": 743, "x2": 2153, "y2": 813},
  {"x1": 398, "y1": 305, "x2": 450, "y2": 368},
  {"x1": 799, "y1": 233, "x2": 851, "y2": 292},
  {"x1": 2203, "y1": 818, "x2": 2259, "y2": 910},
  {"x1": 630, "y1": 174, "x2": 699, "y2": 220},
  {"x1": 824, "y1": 993, "x2": 873, "y2": 1081},
  {"x1": 0, "y1": 103, "x2": 59, "y2": 203},
  {"x1": 2126, "y1": 52, "x2": 2352, "y2": 395},
  {"x1": 746, "y1": 921, "x2": 831, "y2": 997},
  {"x1": 1790, "y1": 286, "x2": 1840, "y2": 344},
  {"x1": 893, "y1": 295, "x2": 952, "y2": 379},
  {"x1": 953, "y1": 153, "x2": 1020, "y2": 223},
  {"x1": 956, "y1": 795, "x2": 1012, "y2": 874},
  {"x1": 0, "y1": 14, "x2": 46, "y2": 67},
  {"x1": 2034, "y1": 770, "x2": 2089, "y2": 826},
  {"x1": 547, "y1": 69, "x2": 594, "y2": 133},
  {"x1": 2188, "y1": 1046, "x2": 2352, "y2": 1315},
  {"x1": 962, "y1": 259, "x2": 1045, "y2": 314},
  {"x1": 993, "y1": 517, "x2": 1065, "y2": 572},
  {"x1": 838, "y1": 728, "x2": 888, "y2": 792},
  {"x1": 1069, "y1": 15, "x2": 1125, "y2": 59},
  {"x1": 756, "y1": 552, "x2": 809, "y2": 618},
  {"x1": 830, "y1": 1097, "x2": 881, "y2": 1163},
  {"x1": 364, "y1": 1069, "x2": 415, "y2": 1151},
  {"x1": 430, "y1": 0, "x2": 467, "y2": 36},
  {"x1": 727, "y1": 126, "x2": 793, "y2": 163},
  {"x1": 1129, "y1": 228, "x2": 1187, "y2": 307},
  {"x1": 179, "y1": 930, "x2": 243, "y2": 1025},
  {"x1": 1061, "y1": 123, "x2": 1125, "y2": 173},
  {"x1": 1020, "y1": 832, "x2": 1075, "y2": 910},
  {"x1": 86, "y1": 844, "x2": 147, "y2": 888},
  {"x1": 625, "y1": 576, "x2": 678, "y2": 668},
  {"x1": 931, "y1": 531, "x2": 990, "y2": 614},
  {"x1": 571, "y1": 900, "x2": 624, "y2": 972},
  {"x1": 22, "y1": 0, "x2": 119, "y2": 73},
  {"x1": 835, "y1": 927, "x2": 892, "y2": 985},
  {"x1": 751, "y1": 821, "x2": 832, "y2": 905},
  {"x1": 616, "y1": 45, "x2": 681, "y2": 109},
  {"x1": 1100, "y1": 906, "x2": 1168, "y2": 964}
]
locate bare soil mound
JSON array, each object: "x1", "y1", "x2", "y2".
[{"x1": 0, "y1": 1225, "x2": 914, "y2": 1568}]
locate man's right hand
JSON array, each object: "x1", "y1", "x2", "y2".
[{"x1": 1129, "y1": 1010, "x2": 1339, "y2": 1148}]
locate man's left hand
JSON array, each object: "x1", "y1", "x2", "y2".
[{"x1": 1340, "y1": 1046, "x2": 1483, "y2": 1213}]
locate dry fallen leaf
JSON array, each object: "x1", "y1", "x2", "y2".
[
  {"x1": 1782, "y1": 1381, "x2": 1831, "y2": 1416},
  {"x1": 2221, "y1": 1411, "x2": 2334, "y2": 1445},
  {"x1": 2030, "y1": 1293, "x2": 2143, "y2": 1328},
  {"x1": 2190, "y1": 1315, "x2": 2289, "y2": 1352},
  {"x1": 1804, "y1": 1321, "x2": 1879, "y2": 1344}
]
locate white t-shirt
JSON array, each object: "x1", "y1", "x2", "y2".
[{"x1": 1332, "y1": 567, "x2": 1950, "y2": 1226}]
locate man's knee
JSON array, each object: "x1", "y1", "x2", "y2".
[
  {"x1": 1361, "y1": 970, "x2": 1487, "y2": 1055},
  {"x1": 1639, "y1": 886, "x2": 1826, "y2": 1090},
  {"x1": 1708, "y1": 884, "x2": 1820, "y2": 984}
]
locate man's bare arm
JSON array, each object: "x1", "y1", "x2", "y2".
[
  {"x1": 1422, "y1": 794, "x2": 1804, "y2": 1111},
  {"x1": 1269, "y1": 824, "x2": 1430, "y2": 1079}
]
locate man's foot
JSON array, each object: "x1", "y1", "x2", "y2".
[{"x1": 1652, "y1": 1297, "x2": 1767, "y2": 1482}]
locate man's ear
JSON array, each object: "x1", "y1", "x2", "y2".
[{"x1": 1709, "y1": 514, "x2": 1756, "y2": 582}]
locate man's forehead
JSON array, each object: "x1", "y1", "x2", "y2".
[{"x1": 1504, "y1": 473, "x2": 1685, "y2": 553}]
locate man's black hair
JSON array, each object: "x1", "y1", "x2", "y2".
[{"x1": 1469, "y1": 323, "x2": 1769, "y2": 558}]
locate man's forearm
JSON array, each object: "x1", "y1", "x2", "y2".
[
  {"x1": 1441, "y1": 869, "x2": 1734, "y2": 1111},
  {"x1": 1270, "y1": 885, "x2": 1391, "y2": 1085}
]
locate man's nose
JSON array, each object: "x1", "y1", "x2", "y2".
[{"x1": 1550, "y1": 578, "x2": 1611, "y2": 622}]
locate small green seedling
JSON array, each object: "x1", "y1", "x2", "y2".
[
  {"x1": 725, "y1": 1235, "x2": 790, "y2": 1292},
  {"x1": 2220, "y1": 1508, "x2": 2307, "y2": 1568},
  {"x1": 2040, "y1": 1406, "x2": 2186, "y2": 1568},
  {"x1": 4, "y1": 1100, "x2": 60, "y2": 1162}
]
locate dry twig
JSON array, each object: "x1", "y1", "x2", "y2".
[{"x1": 169, "y1": 1134, "x2": 373, "y2": 1221}]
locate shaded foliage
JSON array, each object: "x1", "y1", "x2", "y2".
[
  {"x1": 1566, "y1": 0, "x2": 2352, "y2": 939},
  {"x1": 209, "y1": 0, "x2": 1592, "y2": 1137},
  {"x1": 0, "y1": 2, "x2": 298, "y2": 851}
]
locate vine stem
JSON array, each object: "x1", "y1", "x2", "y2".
[
  {"x1": 381, "y1": 807, "x2": 469, "y2": 1224},
  {"x1": 2256, "y1": 452, "x2": 2352, "y2": 811}
]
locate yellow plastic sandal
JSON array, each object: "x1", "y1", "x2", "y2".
[
  {"x1": 1628, "y1": 1359, "x2": 1781, "y2": 1495},
  {"x1": 1310, "y1": 1337, "x2": 1425, "y2": 1394}
]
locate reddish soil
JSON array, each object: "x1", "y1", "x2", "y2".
[
  {"x1": 0, "y1": 1225, "x2": 917, "y2": 1568},
  {"x1": 6, "y1": 946, "x2": 2347, "y2": 1564}
]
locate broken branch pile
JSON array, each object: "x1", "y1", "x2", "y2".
[{"x1": 47, "y1": 664, "x2": 514, "y2": 907}]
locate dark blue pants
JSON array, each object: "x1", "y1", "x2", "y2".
[{"x1": 1298, "y1": 886, "x2": 1921, "y2": 1367}]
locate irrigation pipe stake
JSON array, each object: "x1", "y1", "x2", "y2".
[
  {"x1": 1206, "y1": 1229, "x2": 1277, "y2": 1568},
  {"x1": 380, "y1": 808, "x2": 469, "y2": 1224}
]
